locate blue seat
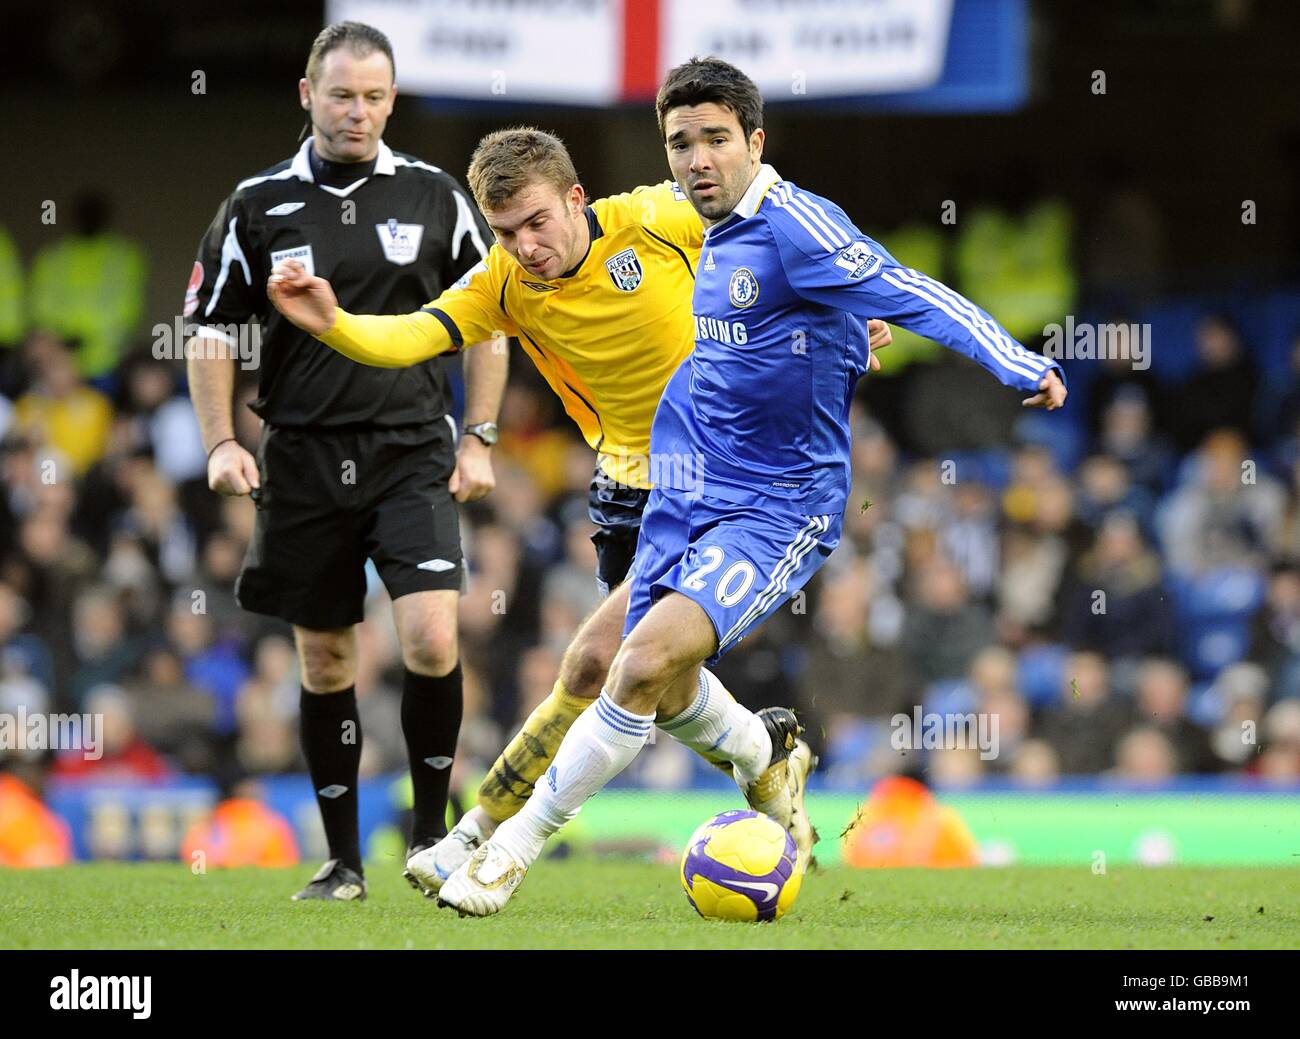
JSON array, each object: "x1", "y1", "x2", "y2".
[
  {"x1": 1167, "y1": 568, "x2": 1266, "y2": 680},
  {"x1": 1017, "y1": 643, "x2": 1068, "y2": 707}
]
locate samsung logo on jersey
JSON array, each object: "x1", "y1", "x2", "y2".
[{"x1": 694, "y1": 315, "x2": 749, "y2": 345}]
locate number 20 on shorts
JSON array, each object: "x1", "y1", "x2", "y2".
[{"x1": 682, "y1": 547, "x2": 756, "y2": 607}]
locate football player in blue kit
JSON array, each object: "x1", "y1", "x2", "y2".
[{"x1": 437, "y1": 56, "x2": 1067, "y2": 917}]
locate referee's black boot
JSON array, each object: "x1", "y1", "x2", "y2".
[{"x1": 291, "y1": 858, "x2": 367, "y2": 902}]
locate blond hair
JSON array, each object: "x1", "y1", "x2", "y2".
[{"x1": 467, "y1": 127, "x2": 579, "y2": 212}]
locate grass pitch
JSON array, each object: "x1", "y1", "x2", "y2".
[{"x1": 2, "y1": 860, "x2": 1297, "y2": 950}]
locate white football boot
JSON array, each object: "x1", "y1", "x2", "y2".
[
  {"x1": 436, "y1": 842, "x2": 527, "y2": 917},
  {"x1": 785, "y1": 738, "x2": 819, "y2": 868},
  {"x1": 739, "y1": 707, "x2": 802, "y2": 829},
  {"x1": 405, "y1": 815, "x2": 488, "y2": 897}
]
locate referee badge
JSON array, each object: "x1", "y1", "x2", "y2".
[
  {"x1": 375, "y1": 219, "x2": 424, "y2": 266},
  {"x1": 729, "y1": 267, "x2": 759, "y2": 309},
  {"x1": 605, "y1": 248, "x2": 643, "y2": 292}
]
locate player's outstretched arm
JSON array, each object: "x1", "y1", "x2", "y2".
[
  {"x1": 764, "y1": 222, "x2": 1060, "y2": 405},
  {"x1": 1021, "y1": 368, "x2": 1067, "y2": 410},
  {"x1": 267, "y1": 259, "x2": 453, "y2": 367},
  {"x1": 768, "y1": 210, "x2": 1064, "y2": 408}
]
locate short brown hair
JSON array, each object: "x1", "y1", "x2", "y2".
[
  {"x1": 655, "y1": 57, "x2": 763, "y2": 141},
  {"x1": 306, "y1": 21, "x2": 395, "y2": 84},
  {"x1": 467, "y1": 128, "x2": 580, "y2": 213}
]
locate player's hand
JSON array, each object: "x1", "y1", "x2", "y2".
[
  {"x1": 867, "y1": 319, "x2": 893, "y2": 372},
  {"x1": 208, "y1": 439, "x2": 261, "y2": 497},
  {"x1": 267, "y1": 260, "x2": 338, "y2": 335},
  {"x1": 450, "y1": 434, "x2": 495, "y2": 503},
  {"x1": 1022, "y1": 369, "x2": 1067, "y2": 410}
]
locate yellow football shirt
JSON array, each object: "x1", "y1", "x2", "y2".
[{"x1": 321, "y1": 181, "x2": 702, "y2": 488}]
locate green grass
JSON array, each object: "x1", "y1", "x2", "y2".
[{"x1": 2, "y1": 860, "x2": 1297, "y2": 949}]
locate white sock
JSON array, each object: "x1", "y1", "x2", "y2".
[
  {"x1": 657, "y1": 668, "x2": 771, "y2": 786},
  {"x1": 492, "y1": 691, "x2": 652, "y2": 868}
]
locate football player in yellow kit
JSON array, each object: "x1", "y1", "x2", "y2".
[{"x1": 269, "y1": 127, "x2": 891, "y2": 891}]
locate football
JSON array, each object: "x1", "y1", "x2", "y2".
[{"x1": 679, "y1": 810, "x2": 803, "y2": 922}]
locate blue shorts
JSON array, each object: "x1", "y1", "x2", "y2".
[{"x1": 623, "y1": 488, "x2": 843, "y2": 663}]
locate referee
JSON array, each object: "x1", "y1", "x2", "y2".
[{"x1": 185, "y1": 22, "x2": 505, "y2": 901}]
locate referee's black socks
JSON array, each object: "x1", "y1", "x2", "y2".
[
  {"x1": 299, "y1": 686, "x2": 364, "y2": 875},
  {"x1": 401, "y1": 664, "x2": 464, "y2": 848}
]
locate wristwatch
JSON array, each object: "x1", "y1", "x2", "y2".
[{"x1": 462, "y1": 421, "x2": 499, "y2": 447}]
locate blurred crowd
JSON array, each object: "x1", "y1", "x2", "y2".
[
  {"x1": 2, "y1": 317, "x2": 1300, "y2": 800},
  {"x1": 2, "y1": 188, "x2": 1300, "y2": 813}
]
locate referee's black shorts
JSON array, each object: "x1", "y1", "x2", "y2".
[
  {"x1": 236, "y1": 421, "x2": 463, "y2": 630},
  {"x1": 587, "y1": 463, "x2": 651, "y2": 597}
]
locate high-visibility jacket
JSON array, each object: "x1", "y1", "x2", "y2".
[
  {"x1": 0, "y1": 226, "x2": 23, "y2": 345},
  {"x1": 28, "y1": 233, "x2": 147, "y2": 377},
  {"x1": 954, "y1": 200, "x2": 1075, "y2": 341}
]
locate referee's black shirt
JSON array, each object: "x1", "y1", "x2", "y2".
[{"x1": 186, "y1": 137, "x2": 491, "y2": 429}]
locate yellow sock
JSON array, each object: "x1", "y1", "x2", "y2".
[{"x1": 477, "y1": 680, "x2": 592, "y2": 824}]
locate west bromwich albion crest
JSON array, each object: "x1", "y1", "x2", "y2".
[
  {"x1": 605, "y1": 247, "x2": 643, "y2": 292},
  {"x1": 376, "y1": 219, "x2": 424, "y2": 266},
  {"x1": 729, "y1": 267, "x2": 759, "y2": 309}
]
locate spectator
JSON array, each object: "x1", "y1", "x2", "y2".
[
  {"x1": 51, "y1": 685, "x2": 172, "y2": 783},
  {"x1": 0, "y1": 582, "x2": 54, "y2": 698},
  {"x1": 1074, "y1": 455, "x2": 1156, "y2": 535},
  {"x1": 1249, "y1": 565, "x2": 1300, "y2": 699},
  {"x1": 1209, "y1": 662, "x2": 1269, "y2": 769},
  {"x1": 900, "y1": 557, "x2": 997, "y2": 686},
  {"x1": 1097, "y1": 388, "x2": 1176, "y2": 496},
  {"x1": 70, "y1": 585, "x2": 141, "y2": 705},
  {"x1": 1131, "y1": 658, "x2": 1218, "y2": 772},
  {"x1": 1112, "y1": 726, "x2": 1178, "y2": 782},
  {"x1": 12, "y1": 342, "x2": 113, "y2": 475},
  {"x1": 798, "y1": 557, "x2": 912, "y2": 739},
  {"x1": 1256, "y1": 699, "x2": 1300, "y2": 780},
  {"x1": 1061, "y1": 510, "x2": 1174, "y2": 661},
  {"x1": 1035, "y1": 652, "x2": 1133, "y2": 774},
  {"x1": 1009, "y1": 738, "x2": 1060, "y2": 785},
  {"x1": 166, "y1": 594, "x2": 249, "y2": 738},
  {"x1": 27, "y1": 191, "x2": 146, "y2": 380},
  {"x1": 122, "y1": 646, "x2": 216, "y2": 774},
  {"x1": 1156, "y1": 429, "x2": 1286, "y2": 576},
  {"x1": 1169, "y1": 315, "x2": 1258, "y2": 451},
  {"x1": 1084, "y1": 325, "x2": 1167, "y2": 440}
]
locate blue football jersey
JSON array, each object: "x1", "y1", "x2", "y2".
[{"x1": 650, "y1": 164, "x2": 1064, "y2": 508}]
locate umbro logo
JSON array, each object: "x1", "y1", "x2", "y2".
[
  {"x1": 424, "y1": 756, "x2": 453, "y2": 769},
  {"x1": 317, "y1": 784, "x2": 348, "y2": 799},
  {"x1": 417, "y1": 558, "x2": 456, "y2": 572},
  {"x1": 522, "y1": 281, "x2": 559, "y2": 292},
  {"x1": 265, "y1": 202, "x2": 306, "y2": 217}
]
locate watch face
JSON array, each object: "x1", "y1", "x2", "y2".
[{"x1": 466, "y1": 423, "x2": 498, "y2": 445}]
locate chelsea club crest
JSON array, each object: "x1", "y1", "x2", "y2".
[
  {"x1": 605, "y1": 247, "x2": 643, "y2": 292},
  {"x1": 728, "y1": 267, "x2": 759, "y2": 309}
]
